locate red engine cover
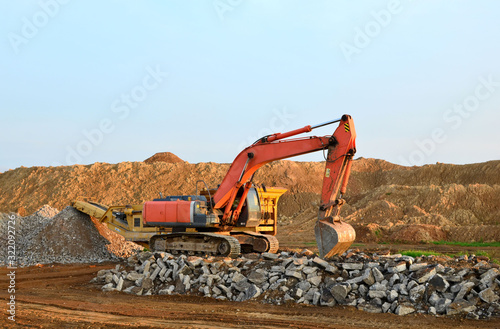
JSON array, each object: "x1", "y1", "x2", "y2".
[{"x1": 143, "y1": 200, "x2": 192, "y2": 225}]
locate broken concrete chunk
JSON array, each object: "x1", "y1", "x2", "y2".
[
  {"x1": 415, "y1": 267, "x2": 436, "y2": 284},
  {"x1": 308, "y1": 275, "x2": 323, "y2": 286},
  {"x1": 388, "y1": 261, "x2": 407, "y2": 273},
  {"x1": 454, "y1": 282, "x2": 475, "y2": 302},
  {"x1": 387, "y1": 289, "x2": 399, "y2": 303},
  {"x1": 368, "y1": 290, "x2": 386, "y2": 299},
  {"x1": 330, "y1": 283, "x2": 351, "y2": 304},
  {"x1": 372, "y1": 267, "x2": 384, "y2": 283},
  {"x1": 341, "y1": 263, "x2": 363, "y2": 271},
  {"x1": 262, "y1": 252, "x2": 279, "y2": 260},
  {"x1": 409, "y1": 263, "x2": 428, "y2": 272},
  {"x1": 186, "y1": 256, "x2": 204, "y2": 267},
  {"x1": 248, "y1": 269, "x2": 268, "y2": 285},
  {"x1": 395, "y1": 304, "x2": 416, "y2": 316},
  {"x1": 446, "y1": 299, "x2": 477, "y2": 316},
  {"x1": 150, "y1": 267, "x2": 161, "y2": 281},
  {"x1": 285, "y1": 270, "x2": 303, "y2": 280},
  {"x1": 428, "y1": 274, "x2": 449, "y2": 293},
  {"x1": 478, "y1": 287, "x2": 499, "y2": 304}
]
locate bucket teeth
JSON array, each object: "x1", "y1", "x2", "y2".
[{"x1": 314, "y1": 220, "x2": 356, "y2": 258}]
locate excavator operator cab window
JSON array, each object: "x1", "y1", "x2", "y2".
[{"x1": 237, "y1": 188, "x2": 261, "y2": 227}]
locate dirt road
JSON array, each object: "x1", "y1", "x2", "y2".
[{"x1": 1, "y1": 263, "x2": 499, "y2": 329}]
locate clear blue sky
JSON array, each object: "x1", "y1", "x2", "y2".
[{"x1": 1, "y1": 1, "x2": 499, "y2": 172}]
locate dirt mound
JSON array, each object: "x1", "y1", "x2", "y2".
[
  {"x1": 0, "y1": 205, "x2": 141, "y2": 266},
  {"x1": 144, "y1": 152, "x2": 184, "y2": 164},
  {"x1": 446, "y1": 225, "x2": 500, "y2": 243},
  {"x1": 351, "y1": 157, "x2": 404, "y2": 172},
  {"x1": 389, "y1": 224, "x2": 448, "y2": 243},
  {"x1": 0, "y1": 158, "x2": 499, "y2": 246}
]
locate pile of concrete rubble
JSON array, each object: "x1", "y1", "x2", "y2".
[
  {"x1": 94, "y1": 250, "x2": 500, "y2": 319},
  {"x1": 0, "y1": 206, "x2": 141, "y2": 266}
]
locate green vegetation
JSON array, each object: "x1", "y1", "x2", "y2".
[
  {"x1": 475, "y1": 250, "x2": 492, "y2": 258},
  {"x1": 398, "y1": 249, "x2": 499, "y2": 264},
  {"x1": 300, "y1": 240, "x2": 500, "y2": 263},
  {"x1": 399, "y1": 250, "x2": 446, "y2": 258},
  {"x1": 431, "y1": 240, "x2": 500, "y2": 248}
]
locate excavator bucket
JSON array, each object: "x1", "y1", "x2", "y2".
[{"x1": 314, "y1": 219, "x2": 356, "y2": 258}]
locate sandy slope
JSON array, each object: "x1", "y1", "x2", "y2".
[{"x1": 1, "y1": 156, "x2": 498, "y2": 244}]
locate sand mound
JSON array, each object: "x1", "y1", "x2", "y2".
[
  {"x1": 0, "y1": 158, "x2": 498, "y2": 247},
  {"x1": 144, "y1": 152, "x2": 184, "y2": 164}
]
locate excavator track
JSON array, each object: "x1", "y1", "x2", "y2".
[
  {"x1": 231, "y1": 232, "x2": 279, "y2": 254},
  {"x1": 265, "y1": 235, "x2": 279, "y2": 254},
  {"x1": 149, "y1": 233, "x2": 241, "y2": 258}
]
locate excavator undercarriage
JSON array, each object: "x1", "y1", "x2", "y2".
[{"x1": 149, "y1": 233, "x2": 242, "y2": 258}]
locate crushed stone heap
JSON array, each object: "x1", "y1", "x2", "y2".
[
  {"x1": 0, "y1": 206, "x2": 141, "y2": 267},
  {"x1": 94, "y1": 250, "x2": 500, "y2": 320}
]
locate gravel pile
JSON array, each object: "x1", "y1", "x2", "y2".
[
  {"x1": 94, "y1": 250, "x2": 500, "y2": 319},
  {"x1": 0, "y1": 206, "x2": 141, "y2": 267},
  {"x1": 1, "y1": 206, "x2": 55, "y2": 266}
]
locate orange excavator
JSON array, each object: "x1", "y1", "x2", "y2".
[{"x1": 73, "y1": 114, "x2": 356, "y2": 258}]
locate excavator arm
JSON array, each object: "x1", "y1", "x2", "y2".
[{"x1": 212, "y1": 114, "x2": 357, "y2": 257}]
